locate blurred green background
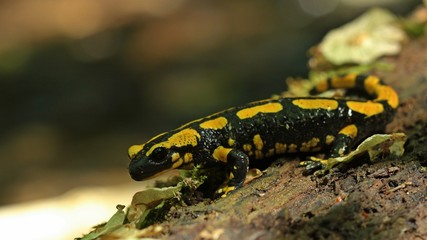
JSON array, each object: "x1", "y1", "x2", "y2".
[{"x1": 0, "y1": 0, "x2": 419, "y2": 205}]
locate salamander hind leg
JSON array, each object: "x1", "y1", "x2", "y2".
[
  {"x1": 213, "y1": 148, "x2": 249, "y2": 198},
  {"x1": 302, "y1": 124, "x2": 359, "y2": 175}
]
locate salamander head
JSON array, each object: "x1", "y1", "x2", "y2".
[{"x1": 128, "y1": 128, "x2": 200, "y2": 181}]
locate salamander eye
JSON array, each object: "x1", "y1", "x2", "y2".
[{"x1": 151, "y1": 147, "x2": 168, "y2": 160}]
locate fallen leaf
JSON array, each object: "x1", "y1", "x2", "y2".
[{"x1": 319, "y1": 8, "x2": 406, "y2": 65}]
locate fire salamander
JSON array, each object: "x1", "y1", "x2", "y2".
[{"x1": 128, "y1": 74, "x2": 399, "y2": 197}]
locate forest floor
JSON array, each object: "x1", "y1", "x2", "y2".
[{"x1": 137, "y1": 23, "x2": 427, "y2": 240}]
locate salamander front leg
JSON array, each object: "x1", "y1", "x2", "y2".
[
  {"x1": 302, "y1": 124, "x2": 359, "y2": 175},
  {"x1": 215, "y1": 149, "x2": 249, "y2": 197}
]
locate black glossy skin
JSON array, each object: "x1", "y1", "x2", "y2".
[
  {"x1": 129, "y1": 97, "x2": 394, "y2": 179},
  {"x1": 128, "y1": 74, "x2": 398, "y2": 196}
]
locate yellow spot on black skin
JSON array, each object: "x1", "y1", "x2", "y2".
[
  {"x1": 253, "y1": 134, "x2": 264, "y2": 150},
  {"x1": 146, "y1": 128, "x2": 200, "y2": 156},
  {"x1": 219, "y1": 186, "x2": 235, "y2": 197},
  {"x1": 339, "y1": 124, "x2": 358, "y2": 139},
  {"x1": 128, "y1": 145, "x2": 143, "y2": 159},
  {"x1": 168, "y1": 129, "x2": 200, "y2": 146},
  {"x1": 275, "y1": 143, "x2": 287, "y2": 154},
  {"x1": 129, "y1": 132, "x2": 168, "y2": 159},
  {"x1": 300, "y1": 144, "x2": 309, "y2": 152},
  {"x1": 213, "y1": 146, "x2": 232, "y2": 162},
  {"x1": 325, "y1": 135, "x2": 335, "y2": 145},
  {"x1": 364, "y1": 75, "x2": 380, "y2": 95},
  {"x1": 228, "y1": 138, "x2": 236, "y2": 147},
  {"x1": 288, "y1": 144, "x2": 297, "y2": 153},
  {"x1": 184, "y1": 153, "x2": 193, "y2": 163},
  {"x1": 199, "y1": 117, "x2": 228, "y2": 130},
  {"x1": 172, "y1": 158, "x2": 183, "y2": 169},
  {"x1": 346, "y1": 101, "x2": 384, "y2": 117},
  {"x1": 243, "y1": 144, "x2": 252, "y2": 152},
  {"x1": 331, "y1": 74, "x2": 357, "y2": 88},
  {"x1": 236, "y1": 102, "x2": 283, "y2": 119},
  {"x1": 171, "y1": 152, "x2": 180, "y2": 162},
  {"x1": 375, "y1": 85, "x2": 399, "y2": 109},
  {"x1": 252, "y1": 134, "x2": 264, "y2": 159},
  {"x1": 300, "y1": 137, "x2": 320, "y2": 152},
  {"x1": 292, "y1": 99, "x2": 338, "y2": 110},
  {"x1": 364, "y1": 76, "x2": 399, "y2": 109}
]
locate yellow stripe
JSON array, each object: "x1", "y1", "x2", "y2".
[
  {"x1": 292, "y1": 99, "x2": 338, "y2": 110},
  {"x1": 199, "y1": 117, "x2": 228, "y2": 130},
  {"x1": 128, "y1": 144, "x2": 144, "y2": 159},
  {"x1": 375, "y1": 85, "x2": 399, "y2": 109},
  {"x1": 146, "y1": 128, "x2": 200, "y2": 156},
  {"x1": 347, "y1": 101, "x2": 384, "y2": 117},
  {"x1": 236, "y1": 102, "x2": 283, "y2": 119},
  {"x1": 167, "y1": 128, "x2": 200, "y2": 147},
  {"x1": 363, "y1": 76, "x2": 399, "y2": 109}
]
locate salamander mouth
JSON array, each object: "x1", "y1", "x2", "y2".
[
  {"x1": 128, "y1": 159, "x2": 173, "y2": 181},
  {"x1": 129, "y1": 169, "x2": 143, "y2": 181},
  {"x1": 129, "y1": 166, "x2": 172, "y2": 181},
  {"x1": 129, "y1": 165, "x2": 154, "y2": 180}
]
